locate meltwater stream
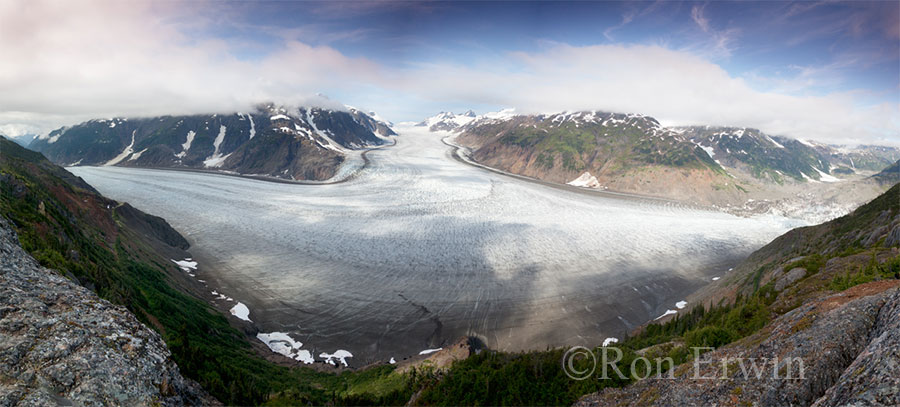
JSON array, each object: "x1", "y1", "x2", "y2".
[{"x1": 70, "y1": 125, "x2": 803, "y2": 366}]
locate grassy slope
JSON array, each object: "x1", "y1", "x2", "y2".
[{"x1": 472, "y1": 117, "x2": 720, "y2": 174}]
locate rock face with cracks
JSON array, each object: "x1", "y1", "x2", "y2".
[
  {"x1": 576, "y1": 281, "x2": 900, "y2": 407},
  {"x1": 0, "y1": 217, "x2": 215, "y2": 406}
]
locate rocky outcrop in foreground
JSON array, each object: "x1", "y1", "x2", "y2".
[
  {"x1": 576, "y1": 281, "x2": 900, "y2": 407},
  {"x1": 0, "y1": 217, "x2": 215, "y2": 406}
]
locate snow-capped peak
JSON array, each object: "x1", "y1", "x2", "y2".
[{"x1": 419, "y1": 110, "x2": 480, "y2": 132}]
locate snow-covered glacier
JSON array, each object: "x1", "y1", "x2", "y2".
[{"x1": 70, "y1": 125, "x2": 804, "y2": 365}]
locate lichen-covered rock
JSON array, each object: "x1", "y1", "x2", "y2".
[
  {"x1": 884, "y1": 225, "x2": 900, "y2": 248},
  {"x1": 775, "y1": 267, "x2": 807, "y2": 292},
  {"x1": 812, "y1": 287, "x2": 900, "y2": 406},
  {"x1": 0, "y1": 217, "x2": 216, "y2": 406},
  {"x1": 576, "y1": 281, "x2": 900, "y2": 407}
]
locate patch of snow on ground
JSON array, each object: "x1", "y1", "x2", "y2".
[
  {"x1": 257, "y1": 332, "x2": 315, "y2": 364},
  {"x1": 211, "y1": 291, "x2": 232, "y2": 301},
  {"x1": 203, "y1": 153, "x2": 231, "y2": 167},
  {"x1": 171, "y1": 259, "x2": 197, "y2": 272},
  {"x1": 675, "y1": 301, "x2": 688, "y2": 309},
  {"x1": 230, "y1": 302, "x2": 251, "y2": 322},
  {"x1": 419, "y1": 348, "x2": 442, "y2": 355},
  {"x1": 248, "y1": 115, "x2": 256, "y2": 139},
  {"x1": 270, "y1": 114, "x2": 290, "y2": 121},
  {"x1": 567, "y1": 172, "x2": 600, "y2": 188},
  {"x1": 319, "y1": 350, "x2": 353, "y2": 366},
  {"x1": 602, "y1": 338, "x2": 619, "y2": 346},
  {"x1": 712, "y1": 277, "x2": 720, "y2": 281},
  {"x1": 654, "y1": 309, "x2": 677, "y2": 320}
]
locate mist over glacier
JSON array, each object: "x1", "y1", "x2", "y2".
[{"x1": 70, "y1": 125, "x2": 804, "y2": 364}]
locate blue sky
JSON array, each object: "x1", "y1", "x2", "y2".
[
  {"x1": 243, "y1": 1, "x2": 899, "y2": 107},
  {"x1": 1, "y1": 0, "x2": 898, "y2": 144}
]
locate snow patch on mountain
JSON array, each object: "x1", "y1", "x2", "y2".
[
  {"x1": 813, "y1": 167, "x2": 840, "y2": 182},
  {"x1": 171, "y1": 258, "x2": 197, "y2": 272},
  {"x1": 697, "y1": 144, "x2": 715, "y2": 158},
  {"x1": 765, "y1": 135, "x2": 785, "y2": 149},
  {"x1": 304, "y1": 109, "x2": 344, "y2": 152},
  {"x1": 203, "y1": 126, "x2": 230, "y2": 167},
  {"x1": 257, "y1": 332, "x2": 315, "y2": 364},
  {"x1": 319, "y1": 350, "x2": 353, "y2": 366},
  {"x1": 654, "y1": 309, "x2": 677, "y2": 320},
  {"x1": 229, "y1": 302, "x2": 251, "y2": 322},
  {"x1": 104, "y1": 130, "x2": 136, "y2": 166},
  {"x1": 128, "y1": 148, "x2": 147, "y2": 161},
  {"x1": 567, "y1": 172, "x2": 601, "y2": 188}
]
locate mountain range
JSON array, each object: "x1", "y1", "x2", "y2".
[
  {"x1": 28, "y1": 104, "x2": 395, "y2": 181},
  {"x1": 431, "y1": 110, "x2": 897, "y2": 218}
]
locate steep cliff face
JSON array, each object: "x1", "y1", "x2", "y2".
[
  {"x1": 872, "y1": 159, "x2": 900, "y2": 186},
  {"x1": 0, "y1": 217, "x2": 216, "y2": 406}
]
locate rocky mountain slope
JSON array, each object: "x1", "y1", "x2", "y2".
[
  {"x1": 0, "y1": 216, "x2": 215, "y2": 406},
  {"x1": 28, "y1": 104, "x2": 395, "y2": 181},
  {"x1": 576, "y1": 183, "x2": 900, "y2": 406},
  {"x1": 872, "y1": 159, "x2": 900, "y2": 185},
  {"x1": 433, "y1": 110, "x2": 896, "y2": 218},
  {"x1": 577, "y1": 282, "x2": 900, "y2": 407},
  {"x1": 674, "y1": 126, "x2": 897, "y2": 183}
]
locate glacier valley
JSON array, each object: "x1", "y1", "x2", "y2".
[{"x1": 70, "y1": 125, "x2": 806, "y2": 366}]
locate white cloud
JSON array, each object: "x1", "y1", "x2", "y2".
[
  {"x1": 0, "y1": 0, "x2": 381, "y2": 134},
  {"x1": 0, "y1": 0, "x2": 897, "y2": 146},
  {"x1": 385, "y1": 44, "x2": 899, "y2": 145},
  {"x1": 691, "y1": 4, "x2": 711, "y2": 33}
]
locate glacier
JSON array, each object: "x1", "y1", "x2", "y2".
[{"x1": 70, "y1": 124, "x2": 805, "y2": 365}]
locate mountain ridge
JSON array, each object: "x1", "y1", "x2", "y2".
[
  {"x1": 429, "y1": 110, "x2": 896, "y2": 220},
  {"x1": 28, "y1": 104, "x2": 396, "y2": 181}
]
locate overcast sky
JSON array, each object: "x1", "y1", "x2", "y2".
[{"x1": 1, "y1": 0, "x2": 898, "y2": 145}]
